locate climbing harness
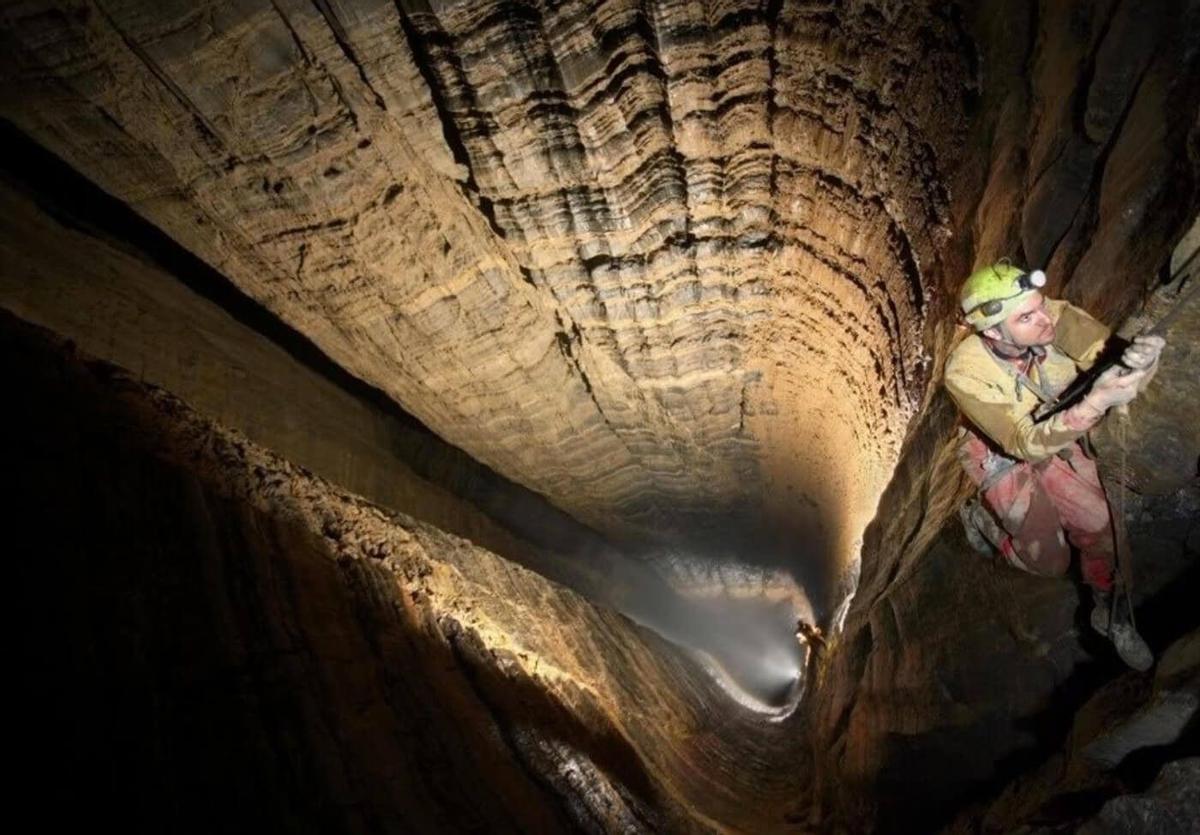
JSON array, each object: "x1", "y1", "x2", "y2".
[
  {"x1": 965, "y1": 341, "x2": 1061, "y2": 494},
  {"x1": 981, "y1": 340, "x2": 1057, "y2": 407}
]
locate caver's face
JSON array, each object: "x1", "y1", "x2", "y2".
[{"x1": 986, "y1": 291, "x2": 1055, "y2": 347}]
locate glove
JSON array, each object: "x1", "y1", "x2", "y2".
[
  {"x1": 1083, "y1": 363, "x2": 1150, "y2": 411},
  {"x1": 1120, "y1": 335, "x2": 1165, "y2": 371}
]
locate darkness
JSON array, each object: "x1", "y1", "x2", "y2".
[
  {"x1": 0, "y1": 117, "x2": 625, "y2": 573},
  {"x1": 5, "y1": 311, "x2": 809, "y2": 833},
  {"x1": 8, "y1": 320, "x2": 334, "y2": 832},
  {"x1": 4, "y1": 314, "x2": 580, "y2": 833}
]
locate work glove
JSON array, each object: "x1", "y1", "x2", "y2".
[
  {"x1": 1120, "y1": 334, "x2": 1165, "y2": 371},
  {"x1": 1083, "y1": 363, "x2": 1150, "y2": 411},
  {"x1": 1124, "y1": 334, "x2": 1166, "y2": 395}
]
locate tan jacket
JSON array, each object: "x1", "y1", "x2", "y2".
[{"x1": 944, "y1": 299, "x2": 1111, "y2": 462}]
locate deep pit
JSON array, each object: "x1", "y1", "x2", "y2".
[{"x1": 3, "y1": 1, "x2": 1198, "y2": 832}]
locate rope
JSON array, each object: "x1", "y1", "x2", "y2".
[{"x1": 1102, "y1": 410, "x2": 1137, "y2": 635}]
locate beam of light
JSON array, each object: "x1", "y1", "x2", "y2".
[{"x1": 605, "y1": 552, "x2": 812, "y2": 712}]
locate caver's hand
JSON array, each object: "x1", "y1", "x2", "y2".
[
  {"x1": 1083, "y1": 363, "x2": 1150, "y2": 412},
  {"x1": 1120, "y1": 334, "x2": 1165, "y2": 371}
]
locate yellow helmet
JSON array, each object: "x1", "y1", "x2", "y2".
[{"x1": 961, "y1": 262, "x2": 1047, "y2": 331}]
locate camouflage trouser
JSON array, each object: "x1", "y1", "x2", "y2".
[{"x1": 958, "y1": 431, "x2": 1115, "y2": 592}]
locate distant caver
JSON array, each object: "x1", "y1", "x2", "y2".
[
  {"x1": 795, "y1": 619, "x2": 827, "y2": 669},
  {"x1": 944, "y1": 262, "x2": 1164, "y2": 671}
]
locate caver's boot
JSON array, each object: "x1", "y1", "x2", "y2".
[
  {"x1": 959, "y1": 496, "x2": 1006, "y2": 556},
  {"x1": 1091, "y1": 587, "x2": 1153, "y2": 672},
  {"x1": 1090, "y1": 587, "x2": 1110, "y2": 634}
]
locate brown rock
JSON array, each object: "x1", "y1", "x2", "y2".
[{"x1": 2, "y1": 1, "x2": 1198, "y2": 832}]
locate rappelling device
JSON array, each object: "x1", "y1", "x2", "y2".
[{"x1": 1033, "y1": 274, "x2": 1198, "y2": 423}]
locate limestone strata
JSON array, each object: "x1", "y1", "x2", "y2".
[
  {"x1": 801, "y1": 2, "x2": 1200, "y2": 829},
  {"x1": 0, "y1": 153, "x2": 806, "y2": 700},
  {"x1": 6, "y1": 313, "x2": 810, "y2": 834},
  {"x1": 0, "y1": 0, "x2": 974, "y2": 571},
  {"x1": 0, "y1": 147, "x2": 624, "y2": 598},
  {"x1": 3, "y1": 1, "x2": 1199, "y2": 831}
]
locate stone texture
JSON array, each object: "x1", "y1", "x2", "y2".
[
  {"x1": 937, "y1": 630, "x2": 1198, "y2": 834},
  {"x1": 1082, "y1": 631, "x2": 1199, "y2": 769},
  {"x1": 801, "y1": 2, "x2": 1200, "y2": 828},
  {"x1": 1, "y1": 0, "x2": 1198, "y2": 832},
  {"x1": 1091, "y1": 220, "x2": 1200, "y2": 496},
  {"x1": 0, "y1": 162, "x2": 608, "y2": 591},
  {"x1": 5, "y1": 312, "x2": 811, "y2": 834},
  {"x1": 0, "y1": 0, "x2": 979, "y2": 575},
  {"x1": 0, "y1": 139, "x2": 812, "y2": 705},
  {"x1": 1078, "y1": 759, "x2": 1200, "y2": 835}
]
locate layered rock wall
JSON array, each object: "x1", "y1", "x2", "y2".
[
  {"x1": 0, "y1": 128, "x2": 632, "y2": 597},
  {"x1": 5, "y1": 312, "x2": 810, "y2": 834},
  {"x1": 803, "y1": 1, "x2": 1200, "y2": 829},
  {"x1": 0, "y1": 0, "x2": 978, "y2": 578},
  {"x1": 2, "y1": 0, "x2": 1197, "y2": 831}
]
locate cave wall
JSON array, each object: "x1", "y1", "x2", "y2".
[
  {"x1": 0, "y1": 0, "x2": 982, "y2": 577},
  {"x1": 0, "y1": 129, "x2": 637, "y2": 598},
  {"x1": 0, "y1": 138, "x2": 818, "y2": 694},
  {"x1": 0, "y1": 168, "x2": 530, "y2": 567},
  {"x1": 0, "y1": 0, "x2": 1196, "y2": 832},
  {"x1": 5, "y1": 312, "x2": 813, "y2": 834},
  {"x1": 957, "y1": 0, "x2": 1200, "y2": 321},
  {"x1": 1092, "y1": 219, "x2": 1200, "y2": 495},
  {"x1": 3, "y1": 0, "x2": 1186, "y2": 595},
  {"x1": 804, "y1": 1, "x2": 1200, "y2": 829}
]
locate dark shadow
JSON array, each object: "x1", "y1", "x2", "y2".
[
  {"x1": 3, "y1": 310, "x2": 658, "y2": 833},
  {"x1": 0, "y1": 117, "x2": 627, "y2": 595},
  {"x1": 873, "y1": 514, "x2": 1199, "y2": 833}
]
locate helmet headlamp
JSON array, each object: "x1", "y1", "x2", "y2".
[{"x1": 971, "y1": 269, "x2": 1047, "y2": 318}]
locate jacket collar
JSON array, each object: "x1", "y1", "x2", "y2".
[{"x1": 982, "y1": 336, "x2": 1046, "y2": 364}]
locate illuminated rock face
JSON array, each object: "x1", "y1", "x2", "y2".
[
  {"x1": 4, "y1": 315, "x2": 811, "y2": 833},
  {"x1": 0, "y1": 0, "x2": 974, "y2": 578},
  {"x1": 3, "y1": 1, "x2": 1199, "y2": 832}
]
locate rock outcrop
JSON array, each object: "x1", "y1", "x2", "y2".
[
  {"x1": 0, "y1": 122, "x2": 631, "y2": 599},
  {"x1": 6, "y1": 313, "x2": 811, "y2": 833},
  {"x1": 0, "y1": 0, "x2": 982, "y2": 576}
]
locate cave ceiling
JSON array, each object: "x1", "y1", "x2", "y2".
[{"x1": 0, "y1": 0, "x2": 975, "y2": 575}]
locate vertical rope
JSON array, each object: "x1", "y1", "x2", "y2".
[{"x1": 1105, "y1": 410, "x2": 1137, "y2": 633}]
